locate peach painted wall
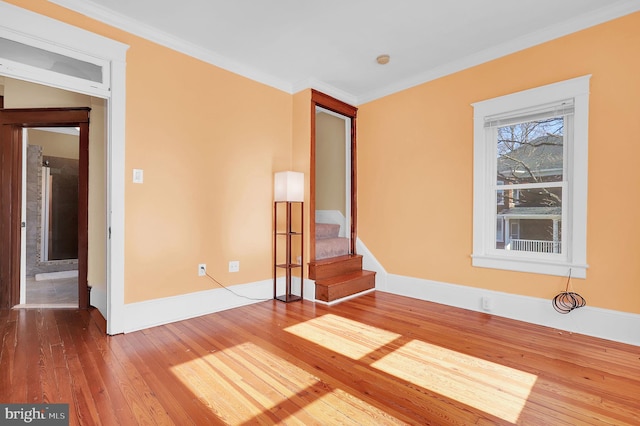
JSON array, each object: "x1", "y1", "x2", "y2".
[
  {"x1": 9, "y1": 0, "x2": 293, "y2": 303},
  {"x1": 358, "y1": 12, "x2": 640, "y2": 315}
]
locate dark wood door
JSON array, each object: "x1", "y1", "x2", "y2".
[
  {"x1": 0, "y1": 124, "x2": 22, "y2": 307},
  {"x1": 0, "y1": 108, "x2": 90, "y2": 308}
]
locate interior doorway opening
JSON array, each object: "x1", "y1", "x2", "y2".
[
  {"x1": 24, "y1": 127, "x2": 80, "y2": 306},
  {"x1": 1, "y1": 104, "x2": 91, "y2": 308},
  {"x1": 1, "y1": 1, "x2": 128, "y2": 333},
  {"x1": 310, "y1": 90, "x2": 358, "y2": 263},
  {"x1": 314, "y1": 107, "x2": 352, "y2": 260}
]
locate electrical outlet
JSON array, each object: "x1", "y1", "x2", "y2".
[
  {"x1": 229, "y1": 260, "x2": 239, "y2": 273},
  {"x1": 198, "y1": 263, "x2": 206, "y2": 277},
  {"x1": 481, "y1": 296, "x2": 492, "y2": 311}
]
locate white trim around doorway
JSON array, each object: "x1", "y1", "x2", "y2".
[{"x1": 0, "y1": 1, "x2": 129, "y2": 334}]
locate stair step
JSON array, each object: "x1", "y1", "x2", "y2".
[
  {"x1": 309, "y1": 254, "x2": 363, "y2": 280},
  {"x1": 315, "y1": 237, "x2": 350, "y2": 260},
  {"x1": 315, "y1": 270, "x2": 376, "y2": 303},
  {"x1": 315, "y1": 223, "x2": 341, "y2": 239}
]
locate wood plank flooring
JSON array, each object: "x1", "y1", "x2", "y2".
[{"x1": 1, "y1": 292, "x2": 639, "y2": 425}]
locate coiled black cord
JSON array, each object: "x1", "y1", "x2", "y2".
[{"x1": 552, "y1": 269, "x2": 586, "y2": 314}]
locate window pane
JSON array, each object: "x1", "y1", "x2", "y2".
[
  {"x1": 496, "y1": 187, "x2": 562, "y2": 253},
  {"x1": 0, "y1": 37, "x2": 103, "y2": 83},
  {"x1": 496, "y1": 117, "x2": 564, "y2": 185}
]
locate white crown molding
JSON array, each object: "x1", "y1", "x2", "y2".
[
  {"x1": 293, "y1": 78, "x2": 358, "y2": 106},
  {"x1": 357, "y1": 0, "x2": 640, "y2": 104},
  {"x1": 47, "y1": 0, "x2": 294, "y2": 94},
  {"x1": 48, "y1": 0, "x2": 640, "y2": 105}
]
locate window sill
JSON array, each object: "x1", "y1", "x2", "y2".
[{"x1": 471, "y1": 254, "x2": 587, "y2": 278}]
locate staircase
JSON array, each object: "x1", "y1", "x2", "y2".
[
  {"x1": 311, "y1": 223, "x2": 376, "y2": 303},
  {"x1": 315, "y1": 223, "x2": 349, "y2": 260}
]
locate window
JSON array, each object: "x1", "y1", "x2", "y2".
[
  {"x1": 472, "y1": 76, "x2": 590, "y2": 278},
  {"x1": 496, "y1": 218, "x2": 504, "y2": 243}
]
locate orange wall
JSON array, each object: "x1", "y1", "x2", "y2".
[
  {"x1": 10, "y1": 1, "x2": 640, "y2": 314},
  {"x1": 9, "y1": 0, "x2": 293, "y2": 303},
  {"x1": 358, "y1": 12, "x2": 640, "y2": 314}
]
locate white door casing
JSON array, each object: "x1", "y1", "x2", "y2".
[{"x1": 0, "y1": 1, "x2": 129, "y2": 334}]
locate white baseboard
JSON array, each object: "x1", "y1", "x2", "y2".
[
  {"x1": 385, "y1": 274, "x2": 640, "y2": 347},
  {"x1": 356, "y1": 237, "x2": 388, "y2": 291},
  {"x1": 118, "y1": 253, "x2": 639, "y2": 346},
  {"x1": 122, "y1": 279, "x2": 272, "y2": 333},
  {"x1": 89, "y1": 284, "x2": 107, "y2": 319},
  {"x1": 35, "y1": 270, "x2": 78, "y2": 281}
]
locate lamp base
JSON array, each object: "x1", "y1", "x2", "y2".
[{"x1": 275, "y1": 294, "x2": 302, "y2": 303}]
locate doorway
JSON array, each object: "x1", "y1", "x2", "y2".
[
  {"x1": 1, "y1": 1, "x2": 128, "y2": 333},
  {"x1": 23, "y1": 127, "x2": 80, "y2": 306},
  {"x1": 0, "y1": 107, "x2": 90, "y2": 308},
  {"x1": 310, "y1": 90, "x2": 358, "y2": 262}
]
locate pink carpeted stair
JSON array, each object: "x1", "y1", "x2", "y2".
[
  {"x1": 311, "y1": 223, "x2": 376, "y2": 303},
  {"x1": 315, "y1": 223, "x2": 349, "y2": 260}
]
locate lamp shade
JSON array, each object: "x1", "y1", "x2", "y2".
[{"x1": 274, "y1": 171, "x2": 304, "y2": 202}]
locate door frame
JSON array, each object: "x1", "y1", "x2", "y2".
[
  {"x1": 310, "y1": 90, "x2": 358, "y2": 262},
  {"x1": 0, "y1": 2, "x2": 128, "y2": 333},
  {"x1": 0, "y1": 107, "x2": 90, "y2": 308}
]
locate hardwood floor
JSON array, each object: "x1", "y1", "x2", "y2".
[{"x1": 1, "y1": 292, "x2": 639, "y2": 425}]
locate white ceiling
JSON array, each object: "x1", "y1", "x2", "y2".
[{"x1": 51, "y1": 0, "x2": 640, "y2": 104}]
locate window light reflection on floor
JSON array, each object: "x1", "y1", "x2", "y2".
[
  {"x1": 372, "y1": 340, "x2": 537, "y2": 423},
  {"x1": 284, "y1": 314, "x2": 401, "y2": 359},
  {"x1": 170, "y1": 341, "x2": 403, "y2": 425},
  {"x1": 286, "y1": 314, "x2": 538, "y2": 423}
]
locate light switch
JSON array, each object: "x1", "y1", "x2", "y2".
[{"x1": 133, "y1": 169, "x2": 144, "y2": 183}]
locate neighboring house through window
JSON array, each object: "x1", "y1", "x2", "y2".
[{"x1": 472, "y1": 76, "x2": 590, "y2": 278}]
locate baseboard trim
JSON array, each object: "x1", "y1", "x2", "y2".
[
  {"x1": 122, "y1": 279, "x2": 272, "y2": 333},
  {"x1": 90, "y1": 284, "x2": 107, "y2": 320},
  {"x1": 356, "y1": 237, "x2": 388, "y2": 291},
  {"x1": 35, "y1": 270, "x2": 78, "y2": 281},
  {"x1": 385, "y1": 274, "x2": 640, "y2": 346}
]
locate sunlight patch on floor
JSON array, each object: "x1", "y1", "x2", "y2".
[
  {"x1": 372, "y1": 340, "x2": 537, "y2": 423},
  {"x1": 290, "y1": 389, "x2": 406, "y2": 426},
  {"x1": 170, "y1": 347, "x2": 264, "y2": 424},
  {"x1": 170, "y1": 341, "x2": 404, "y2": 424},
  {"x1": 285, "y1": 314, "x2": 401, "y2": 359}
]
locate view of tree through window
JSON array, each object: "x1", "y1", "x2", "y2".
[{"x1": 495, "y1": 117, "x2": 564, "y2": 253}]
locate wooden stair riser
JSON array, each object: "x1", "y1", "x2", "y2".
[
  {"x1": 316, "y1": 271, "x2": 376, "y2": 302},
  {"x1": 309, "y1": 255, "x2": 362, "y2": 280}
]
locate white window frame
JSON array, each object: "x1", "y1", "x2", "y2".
[
  {"x1": 496, "y1": 180, "x2": 504, "y2": 205},
  {"x1": 472, "y1": 76, "x2": 590, "y2": 278}
]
